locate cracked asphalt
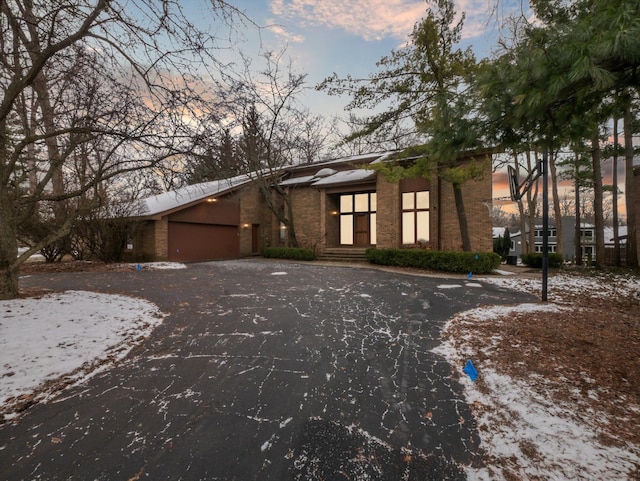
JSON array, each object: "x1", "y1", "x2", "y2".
[{"x1": 1, "y1": 259, "x2": 534, "y2": 480}]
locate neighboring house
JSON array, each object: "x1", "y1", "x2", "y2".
[
  {"x1": 124, "y1": 150, "x2": 494, "y2": 262},
  {"x1": 506, "y1": 218, "x2": 628, "y2": 264}
]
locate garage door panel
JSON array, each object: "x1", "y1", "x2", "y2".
[{"x1": 168, "y1": 223, "x2": 239, "y2": 262}]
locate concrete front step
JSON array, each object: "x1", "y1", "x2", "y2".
[{"x1": 317, "y1": 248, "x2": 369, "y2": 263}]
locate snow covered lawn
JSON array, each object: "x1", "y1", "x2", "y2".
[
  {"x1": 439, "y1": 272, "x2": 640, "y2": 480},
  {"x1": 0, "y1": 262, "x2": 180, "y2": 420}
]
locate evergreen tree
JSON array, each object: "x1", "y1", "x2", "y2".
[{"x1": 319, "y1": 0, "x2": 486, "y2": 251}]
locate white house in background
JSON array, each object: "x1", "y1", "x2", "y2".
[{"x1": 505, "y1": 218, "x2": 627, "y2": 264}]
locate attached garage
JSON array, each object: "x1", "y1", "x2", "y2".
[
  {"x1": 166, "y1": 197, "x2": 241, "y2": 262},
  {"x1": 168, "y1": 222, "x2": 239, "y2": 262},
  {"x1": 127, "y1": 175, "x2": 251, "y2": 263}
]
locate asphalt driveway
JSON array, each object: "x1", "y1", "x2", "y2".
[{"x1": 1, "y1": 259, "x2": 534, "y2": 480}]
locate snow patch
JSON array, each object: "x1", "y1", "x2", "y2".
[{"x1": 0, "y1": 291, "x2": 165, "y2": 413}]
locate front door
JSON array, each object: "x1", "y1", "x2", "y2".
[
  {"x1": 354, "y1": 214, "x2": 370, "y2": 247},
  {"x1": 251, "y1": 224, "x2": 260, "y2": 254}
]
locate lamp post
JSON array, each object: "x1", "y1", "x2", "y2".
[{"x1": 541, "y1": 149, "x2": 549, "y2": 302}]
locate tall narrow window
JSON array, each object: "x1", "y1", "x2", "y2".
[{"x1": 402, "y1": 191, "x2": 429, "y2": 244}]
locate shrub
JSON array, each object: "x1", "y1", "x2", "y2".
[
  {"x1": 366, "y1": 248, "x2": 501, "y2": 274},
  {"x1": 261, "y1": 246, "x2": 316, "y2": 261},
  {"x1": 520, "y1": 252, "x2": 564, "y2": 268}
]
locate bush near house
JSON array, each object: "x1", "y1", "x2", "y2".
[
  {"x1": 520, "y1": 252, "x2": 564, "y2": 268},
  {"x1": 261, "y1": 247, "x2": 316, "y2": 261},
  {"x1": 366, "y1": 248, "x2": 501, "y2": 274}
]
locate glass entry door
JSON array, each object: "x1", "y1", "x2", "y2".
[{"x1": 339, "y1": 192, "x2": 376, "y2": 246}]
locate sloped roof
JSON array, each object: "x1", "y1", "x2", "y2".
[
  {"x1": 280, "y1": 151, "x2": 396, "y2": 187},
  {"x1": 132, "y1": 151, "x2": 397, "y2": 218},
  {"x1": 134, "y1": 174, "x2": 252, "y2": 217},
  {"x1": 279, "y1": 168, "x2": 376, "y2": 187},
  {"x1": 310, "y1": 168, "x2": 376, "y2": 187}
]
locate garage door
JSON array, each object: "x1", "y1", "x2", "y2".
[{"x1": 168, "y1": 222, "x2": 239, "y2": 262}]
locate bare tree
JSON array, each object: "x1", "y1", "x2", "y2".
[
  {"x1": 224, "y1": 48, "x2": 326, "y2": 247},
  {"x1": 0, "y1": 0, "x2": 245, "y2": 299}
]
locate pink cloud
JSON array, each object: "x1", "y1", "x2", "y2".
[{"x1": 270, "y1": 0, "x2": 426, "y2": 41}]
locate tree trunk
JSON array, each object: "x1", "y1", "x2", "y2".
[
  {"x1": 612, "y1": 114, "x2": 620, "y2": 266},
  {"x1": 0, "y1": 120, "x2": 19, "y2": 300},
  {"x1": 574, "y1": 154, "x2": 582, "y2": 265},
  {"x1": 591, "y1": 131, "x2": 605, "y2": 267},
  {"x1": 549, "y1": 150, "x2": 563, "y2": 256},
  {"x1": 514, "y1": 153, "x2": 528, "y2": 254},
  {"x1": 284, "y1": 189, "x2": 299, "y2": 248},
  {"x1": 624, "y1": 100, "x2": 638, "y2": 267},
  {"x1": 452, "y1": 182, "x2": 471, "y2": 251},
  {"x1": 525, "y1": 151, "x2": 538, "y2": 254}
]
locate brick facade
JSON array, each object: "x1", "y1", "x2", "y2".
[
  {"x1": 433, "y1": 171, "x2": 493, "y2": 252},
  {"x1": 375, "y1": 176, "x2": 401, "y2": 249},
  {"x1": 238, "y1": 184, "x2": 272, "y2": 256},
  {"x1": 132, "y1": 152, "x2": 494, "y2": 262},
  {"x1": 286, "y1": 187, "x2": 323, "y2": 251},
  {"x1": 281, "y1": 158, "x2": 493, "y2": 253},
  {"x1": 154, "y1": 217, "x2": 168, "y2": 260}
]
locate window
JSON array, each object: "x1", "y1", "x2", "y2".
[
  {"x1": 581, "y1": 229, "x2": 594, "y2": 240},
  {"x1": 339, "y1": 192, "x2": 376, "y2": 245},
  {"x1": 535, "y1": 244, "x2": 556, "y2": 253},
  {"x1": 402, "y1": 191, "x2": 429, "y2": 244}
]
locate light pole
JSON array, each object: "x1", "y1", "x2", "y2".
[{"x1": 541, "y1": 149, "x2": 549, "y2": 302}]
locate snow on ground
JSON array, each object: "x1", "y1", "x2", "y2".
[
  {"x1": 0, "y1": 263, "x2": 181, "y2": 419},
  {"x1": 435, "y1": 272, "x2": 640, "y2": 480},
  {"x1": 0, "y1": 291, "x2": 165, "y2": 419},
  {"x1": 2, "y1": 263, "x2": 640, "y2": 478},
  {"x1": 130, "y1": 262, "x2": 186, "y2": 270},
  {"x1": 482, "y1": 271, "x2": 640, "y2": 303}
]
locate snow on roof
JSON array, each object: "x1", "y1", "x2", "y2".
[
  {"x1": 279, "y1": 175, "x2": 315, "y2": 187},
  {"x1": 311, "y1": 150, "x2": 397, "y2": 168},
  {"x1": 605, "y1": 225, "x2": 628, "y2": 243},
  {"x1": 134, "y1": 151, "x2": 393, "y2": 217},
  {"x1": 136, "y1": 174, "x2": 251, "y2": 217},
  {"x1": 310, "y1": 169, "x2": 376, "y2": 187}
]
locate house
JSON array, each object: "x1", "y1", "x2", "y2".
[
  {"x1": 124, "y1": 150, "x2": 494, "y2": 262},
  {"x1": 507, "y1": 218, "x2": 628, "y2": 264}
]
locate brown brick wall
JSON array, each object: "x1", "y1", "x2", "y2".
[
  {"x1": 238, "y1": 184, "x2": 271, "y2": 256},
  {"x1": 374, "y1": 159, "x2": 492, "y2": 252},
  {"x1": 324, "y1": 194, "x2": 341, "y2": 249},
  {"x1": 375, "y1": 176, "x2": 400, "y2": 249},
  {"x1": 154, "y1": 217, "x2": 168, "y2": 260},
  {"x1": 435, "y1": 174, "x2": 492, "y2": 252},
  {"x1": 287, "y1": 187, "x2": 323, "y2": 251}
]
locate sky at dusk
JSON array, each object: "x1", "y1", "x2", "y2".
[
  {"x1": 186, "y1": 0, "x2": 530, "y2": 121},
  {"x1": 183, "y1": 1, "x2": 630, "y2": 219}
]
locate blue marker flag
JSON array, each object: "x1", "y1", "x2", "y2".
[
  {"x1": 463, "y1": 359, "x2": 478, "y2": 382},
  {"x1": 467, "y1": 271, "x2": 473, "y2": 279}
]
